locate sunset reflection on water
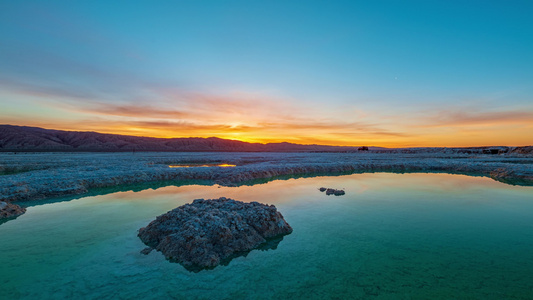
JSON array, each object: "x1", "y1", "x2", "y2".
[{"x1": 168, "y1": 164, "x2": 236, "y2": 168}]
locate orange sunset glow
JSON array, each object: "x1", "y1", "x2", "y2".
[
  {"x1": 1, "y1": 1, "x2": 532, "y2": 148},
  {"x1": 3, "y1": 90, "x2": 532, "y2": 147}
]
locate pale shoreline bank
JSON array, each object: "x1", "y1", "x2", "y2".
[{"x1": 1, "y1": 152, "x2": 532, "y2": 206}]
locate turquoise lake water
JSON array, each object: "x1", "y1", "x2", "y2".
[{"x1": 1, "y1": 173, "x2": 533, "y2": 299}]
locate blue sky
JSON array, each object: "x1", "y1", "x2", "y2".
[{"x1": 1, "y1": 0, "x2": 532, "y2": 146}]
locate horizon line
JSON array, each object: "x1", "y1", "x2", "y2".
[{"x1": 2, "y1": 124, "x2": 531, "y2": 149}]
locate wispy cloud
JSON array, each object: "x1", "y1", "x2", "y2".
[
  {"x1": 0, "y1": 77, "x2": 95, "y2": 100},
  {"x1": 257, "y1": 121, "x2": 408, "y2": 137},
  {"x1": 419, "y1": 109, "x2": 533, "y2": 128},
  {"x1": 80, "y1": 103, "x2": 187, "y2": 118},
  {"x1": 132, "y1": 120, "x2": 258, "y2": 132},
  {"x1": 1, "y1": 44, "x2": 529, "y2": 147},
  {"x1": 2, "y1": 83, "x2": 405, "y2": 145}
]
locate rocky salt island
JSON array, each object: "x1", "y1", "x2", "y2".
[{"x1": 138, "y1": 197, "x2": 293, "y2": 271}]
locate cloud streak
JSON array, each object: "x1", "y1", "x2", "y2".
[
  {"x1": 429, "y1": 110, "x2": 533, "y2": 127},
  {"x1": 414, "y1": 109, "x2": 533, "y2": 128},
  {"x1": 1, "y1": 52, "x2": 530, "y2": 147},
  {"x1": 81, "y1": 103, "x2": 187, "y2": 119}
]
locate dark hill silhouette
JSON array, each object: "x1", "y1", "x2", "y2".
[{"x1": 0, "y1": 125, "x2": 373, "y2": 152}]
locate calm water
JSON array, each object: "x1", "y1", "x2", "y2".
[{"x1": 1, "y1": 173, "x2": 533, "y2": 299}]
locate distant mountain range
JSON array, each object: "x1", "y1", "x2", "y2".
[
  {"x1": 2, "y1": 125, "x2": 530, "y2": 154},
  {"x1": 0, "y1": 125, "x2": 378, "y2": 152}
]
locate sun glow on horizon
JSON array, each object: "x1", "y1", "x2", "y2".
[
  {"x1": 1, "y1": 1, "x2": 532, "y2": 148},
  {"x1": 5, "y1": 118, "x2": 532, "y2": 148},
  {"x1": 169, "y1": 164, "x2": 237, "y2": 168}
]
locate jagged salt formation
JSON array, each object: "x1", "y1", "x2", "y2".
[{"x1": 138, "y1": 197, "x2": 292, "y2": 271}]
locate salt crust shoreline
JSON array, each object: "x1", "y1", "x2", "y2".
[{"x1": 1, "y1": 152, "x2": 532, "y2": 204}]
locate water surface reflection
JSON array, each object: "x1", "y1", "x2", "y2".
[{"x1": 1, "y1": 173, "x2": 532, "y2": 299}]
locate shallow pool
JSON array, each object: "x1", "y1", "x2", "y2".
[{"x1": 1, "y1": 173, "x2": 533, "y2": 299}]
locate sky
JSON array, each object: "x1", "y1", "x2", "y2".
[{"x1": 1, "y1": 0, "x2": 532, "y2": 147}]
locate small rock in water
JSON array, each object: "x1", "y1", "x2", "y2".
[
  {"x1": 0, "y1": 201, "x2": 26, "y2": 219},
  {"x1": 138, "y1": 197, "x2": 292, "y2": 271},
  {"x1": 334, "y1": 190, "x2": 345, "y2": 196},
  {"x1": 319, "y1": 187, "x2": 327, "y2": 192},
  {"x1": 321, "y1": 188, "x2": 346, "y2": 196}
]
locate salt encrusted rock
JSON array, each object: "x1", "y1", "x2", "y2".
[
  {"x1": 138, "y1": 197, "x2": 292, "y2": 271},
  {"x1": 333, "y1": 189, "x2": 345, "y2": 196},
  {"x1": 0, "y1": 201, "x2": 26, "y2": 219},
  {"x1": 320, "y1": 188, "x2": 345, "y2": 196}
]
